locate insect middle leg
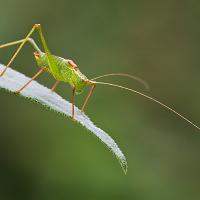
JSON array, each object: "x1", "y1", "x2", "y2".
[{"x1": 51, "y1": 80, "x2": 60, "y2": 92}]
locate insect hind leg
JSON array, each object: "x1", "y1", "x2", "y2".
[
  {"x1": 0, "y1": 24, "x2": 41, "y2": 77},
  {"x1": 0, "y1": 38, "x2": 41, "y2": 53}
]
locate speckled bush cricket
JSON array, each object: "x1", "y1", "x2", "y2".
[{"x1": 0, "y1": 24, "x2": 199, "y2": 131}]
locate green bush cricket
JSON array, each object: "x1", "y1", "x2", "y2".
[{"x1": 0, "y1": 24, "x2": 199, "y2": 131}]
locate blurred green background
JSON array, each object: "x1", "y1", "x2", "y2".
[{"x1": 1, "y1": 0, "x2": 200, "y2": 199}]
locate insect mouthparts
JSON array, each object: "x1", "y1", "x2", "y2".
[{"x1": 34, "y1": 51, "x2": 40, "y2": 59}]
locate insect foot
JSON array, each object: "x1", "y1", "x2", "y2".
[
  {"x1": 15, "y1": 90, "x2": 20, "y2": 94},
  {"x1": 0, "y1": 68, "x2": 5, "y2": 77}
]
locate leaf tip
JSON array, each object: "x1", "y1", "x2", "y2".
[{"x1": 120, "y1": 158, "x2": 128, "y2": 175}]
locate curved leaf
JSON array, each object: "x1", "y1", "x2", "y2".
[{"x1": 0, "y1": 64, "x2": 127, "y2": 174}]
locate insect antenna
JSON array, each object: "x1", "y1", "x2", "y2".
[
  {"x1": 93, "y1": 81, "x2": 200, "y2": 131},
  {"x1": 91, "y1": 73, "x2": 150, "y2": 91}
]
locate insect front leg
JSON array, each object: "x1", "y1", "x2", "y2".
[
  {"x1": 81, "y1": 84, "x2": 96, "y2": 113},
  {"x1": 72, "y1": 85, "x2": 75, "y2": 121},
  {"x1": 0, "y1": 24, "x2": 42, "y2": 77}
]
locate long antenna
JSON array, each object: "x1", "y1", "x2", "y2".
[
  {"x1": 91, "y1": 73, "x2": 150, "y2": 91},
  {"x1": 94, "y1": 81, "x2": 200, "y2": 131}
]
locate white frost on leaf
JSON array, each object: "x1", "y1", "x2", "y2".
[{"x1": 0, "y1": 64, "x2": 127, "y2": 174}]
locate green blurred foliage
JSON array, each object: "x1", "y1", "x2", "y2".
[{"x1": 0, "y1": 0, "x2": 200, "y2": 199}]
